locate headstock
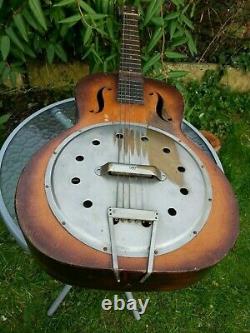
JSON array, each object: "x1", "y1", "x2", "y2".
[{"x1": 119, "y1": 5, "x2": 139, "y2": 17}]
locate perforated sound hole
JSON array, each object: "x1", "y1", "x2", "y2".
[
  {"x1": 76, "y1": 155, "x2": 84, "y2": 161},
  {"x1": 45, "y1": 123, "x2": 212, "y2": 257}
]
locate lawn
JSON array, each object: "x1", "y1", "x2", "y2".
[{"x1": 0, "y1": 72, "x2": 249, "y2": 333}]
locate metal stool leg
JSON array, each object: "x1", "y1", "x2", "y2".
[
  {"x1": 125, "y1": 292, "x2": 141, "y2": 320},
  {"x1": 47, "y1": 284, "x2": 72, "y2": 316}
]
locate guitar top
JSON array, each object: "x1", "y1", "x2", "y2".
[{"x1": 15, "y1": 6, "x2": 239, "y2": 291}]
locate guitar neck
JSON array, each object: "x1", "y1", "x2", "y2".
[{"x1": 117, "y1": 6, "x2": 144, "y2": 105}]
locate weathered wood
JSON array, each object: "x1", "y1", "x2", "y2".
[{"x1": 15, "y1": 73, "x2": 239, "y2": 291}]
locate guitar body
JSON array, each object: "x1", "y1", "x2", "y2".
[{"x1": 15, "y1": 73, "x2": 239, "y2": 291}]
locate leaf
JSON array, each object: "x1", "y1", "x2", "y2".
[
  {"x1": 165, "y1": 50, "x2": 186, "y2": 59},
  {"x1": 10, "y1": 48, "x2": 26, "y2": 62},
  {"x1": 60, "y1": 25, "x2": 70, "y2": 38},
  {"x1": 151, "y1": 17, "x2": 164, "y2": 26},
  {"x1": 144, "y1": 0, "x2": 157, "y2": 26},
  {"x1": 95, "y1": 0, "x2": 102, "y2": 13},
  {"x1": 46, "y1": 44, "x2": 55, "y2": 64},
  {"x1": 143, "y1": 53, "x2": 161, "y2": 73},
  {"x1": 1, "y1": 65, "x2": 10, "y2": 83},
  {"x1": 185, "y1": 30, "x2": 197, "y2": 55},
  {"x1": 101, "y1": 0, "x2": 109, "y2": 14},
  {"x1": 187, "y1": 36, "x2": 197, "y2": 55},
  {"x1": 0, "y1": 61, "x2": 5, "y2": 75},
  {"x1": 106, "y1": 17, "x2": 114, "y2": 40},
  {"x1": 55, "y1": 44, "x2": 67, "y2": 62},
  {"x1": 86, "y1": 14, "x2": 108, "y2": 21},
  {"x1": 170, "y1": 36, "x2": 187, "y2": 48},
  {"x1": 59, "y1": 14, "x2": 81, "y2": 24},
  {"x1": 0, "y1": 0, "x2": 3, "y2": 9},
  {"x1": 53, "y1": 0, "x2": 75, "y2": 6},
  {"x1": 165, "y1": 12, "x2": 179, "y2": 21},
  {"x1": 180, "y1": 14, "x2": 194, "y2": 30},
  {"x1": 182, "y1": 4, "x2": 190, "y2": 15},
  {"x1": 13, "y1": 14, "x2": 28, "y2": 42},
  {"x1": 1, "y1": 36, "x2": 10, "y2": 61},
  {"x1": 172, "y1": 25, "x2": 184, "y2": 38},
  {"x1": 79, "y1": 0, "x2": 96, "y2": 15},
  {"x1": 28, "y1": 0, "x2": 47, "y2": 31},
  {"x1": 91, "y1": 47, "x2": 103, "y2": 63},
  {"x1": 23, "y1": 44, "x2": 36, "y2": 58},
  {"x1": 191, "y1": 3, "x2": 196, "y2": 18},
  {"x1": 0, "y1": 114, "x2": 11, "y2": 126},
  {"x1": 81, "y1": 45, "x2": 93, "y2": 60},
  {"x1": 169, "y1": 20, "x2": 177, "y2": 39},
  {"x1": 83, "y1": 26, "x2": 92, "y2": 45},
  {"x1": 9, "y1": 70, "x2": 17, "y2": 87},
  {"x1": 23, "y1": 8, "x2": 42, "y2": 32},
  {"x1": 171, "y1": 0, "x2": 184, "y2": 7},
  {"x1": 51, "y1": 7, "x2": 65, "y2": 22},
  {"x1": 5, "y1": 27, "x2": 24, "y2": 52},
  {"x1": 147, "y1": 28, "x2": 163, "y2": 53},
  {"x1": 168, "y1": 70, "x2": 188, "y2": 78}
]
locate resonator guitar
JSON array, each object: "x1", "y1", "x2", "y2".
[{"x1": 15, "y1": 6, "x2": 239, "y2": 291}]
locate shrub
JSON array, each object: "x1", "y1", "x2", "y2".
[{"x1": 0, "y1": 0, "x2": 197, "y2": 86}]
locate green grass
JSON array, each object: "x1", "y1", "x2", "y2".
[{"x1": 0, "y1": 74, "x2": 249, "y2": 333}]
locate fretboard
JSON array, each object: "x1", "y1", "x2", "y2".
[{"x1": 117, "y1": 8, "x2": 144, "y2": 105}]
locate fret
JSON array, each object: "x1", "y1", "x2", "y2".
[
  {"x1": 119, "y1": 86, "x2": 143, "y2": 92},
  {"x1": 122, "y1": 40, "x2": 140, "y2": 44},
  {"x1": 119, "y1": 91, "x2": 143, "y2": 96},
  {"x1": 120, "y1": 63, "x2": 141, "y2": 70},
  {"x1": 119, "y1": 69, "x2": 142, "y2": 78},
  {"x1": 121, "y1": 43, "x2": 140, "y2": 48},
  {"x1": 118, "y1": 98, "x2": 144, "y2": 104},
  {"x1": 122, "y1": 17, "x2": 138, "y2": 26},
  {"x1": 118, "y1": 92, "x2": 144, "y2": 98},
  {"x1": 122, "y1": 34, "x2": 139, "y2": 37},
  {"x1": 119, "y1": 91, "x2": 144, "y2": 97},
  {"x1": 123, "y1": 15, "x2": 138, "y2": 19},
  {"x1": 118, "y1": 87, "x2": 143, "y2": 92},
  {"x1": 121, "y1": 63, "x2": 141, "y2": 67},
  {"x1": 123, "y1": 12, "x2": 138, "y2": 17},
  {"x1": 118, "y1": 98, "x2": 144, "y2": 103},
  {"x1": 120, "y1": 67, "x2": 141, "y2": 72},
  {"x1": 119, "y1": 81, "x2": 143, "y2": 85},
  {"x1": 122, "y1": 28, "x2": 138, "y2": 33},
  {"x1": 121, "y1": 49, "x2": 141, "y2": 54},
  {"x1": 116, "y1": 93, "x2": 144, "y2": 101},
  {"x1": 122, "y1": 23, "x2": 138, "y2": 30},
  {"x1": 121, "y1": 54, "x2": 141, "y2": 58},
  {"x1": 118, "y1": 89, "x2": 143, "y2": 95},
  {"x1": 121, "y1": 55, "x2": 141, "y2": 60},
  {"x1": 122, "y1": 37, "x2": 139, "y2": 41},
  {"x1": 121, "y1": 57, "x2": 141, "y2": 62},
  {"x1": 122, "y1": 30, "x2": 138, "y2": 34},
  {"x1": 124, "y1": 25, "x2": 138, "y2": 33},
  {"x1": 119, "y1": 80, "x2": 143, "y2": 85},
  {"x1": 122, "y1": 40, "x2": 140, "y2": 43},
  {"x1": 119, "y1": 94, "x2": 143, "y2": 98}
]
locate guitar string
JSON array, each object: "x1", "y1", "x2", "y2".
[
  {"x1": 123, "y1": 13, "x2": 127, "y2": 212},
  {"x1": 128, "y1": 13, "x2": 132, "y2": 211},
  {"x1": 116, "y1": 13, "x2": 123, "y2": 210}
]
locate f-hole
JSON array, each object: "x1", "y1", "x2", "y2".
[
  {"x1": 151, "y1": 92, "x2": 168, "y2": 121},
  {"x1": 90, "y1": 87, "x2": 107, "y2": 113}
]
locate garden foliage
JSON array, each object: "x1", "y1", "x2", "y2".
[{"x1": 0, "y1": 0, "x2": 197, "y2": 85}]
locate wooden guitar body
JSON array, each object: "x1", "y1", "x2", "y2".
[{"x1": 15, "y1": 73, "x2": 239, "y2": 291}]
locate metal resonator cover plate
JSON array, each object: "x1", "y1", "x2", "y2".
[{"x1": 45, "y1": 123, "x2": 212, "y2": 257}]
